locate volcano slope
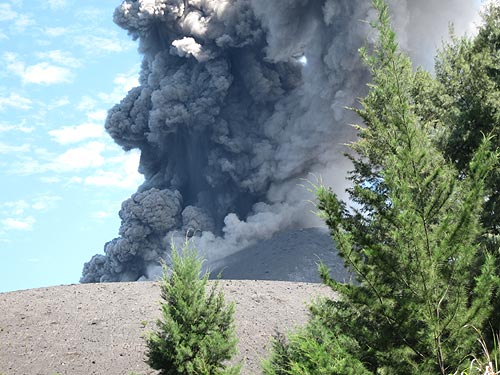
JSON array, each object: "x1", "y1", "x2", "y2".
[
  {"x1": 1, "y1": 228, "x2": 351, "y2": 374},
  {"x1": 0, "y1": 280, "x2": 333, "y2": 375}
]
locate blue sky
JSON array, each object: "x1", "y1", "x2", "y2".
[{"x1": 0, "y1": 0, "x2": 143, "y2": 293}]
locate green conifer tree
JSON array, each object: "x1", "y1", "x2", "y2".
[
  {"x1": 146, "y1": 241, "x2": 240, "y2": 375},
  {"x1": 264, "y1": 1, "x2": 499, "y2": 374},
  {"x1": 419, "y1": 3, "x2": 500, "y2": 237},
  {"x1": 413, "y1": 3, "x2": 500, "y2": 345}
]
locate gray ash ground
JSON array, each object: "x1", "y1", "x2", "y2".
[{"x1": 0, "y1": 280, "x2": 334, "y2": 375}]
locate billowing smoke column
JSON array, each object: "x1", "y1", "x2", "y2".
[{"x1": 81, "y1": 0, "x2": 478, "y2": 283}]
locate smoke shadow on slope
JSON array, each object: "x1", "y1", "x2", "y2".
[{"x1": 209, "y1": 227, "x2": 352, "y2": 283}]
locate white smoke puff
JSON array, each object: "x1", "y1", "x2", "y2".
[
  {"x1": 139, "y1": 0, "x2": 167, "y2": 16},
  {"x1": 190, "y1": 198, "x2": 312, "y2": 263},
  {"x1": 222, "y1": 202, "x2": 299, "y2": 241},
  {"x1": 115, "y1": 0, "x2": 172, "y2": 37},
  {"x1": 180, "y1": 10, "x2": 210, "y2": 37},
  {"x1": 171, "y1": 37, "x2": 213, "y2": 62}
]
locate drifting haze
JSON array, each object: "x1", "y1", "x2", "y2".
[{"x1": 81, "y1": 0, "x2": 478, "y2": 283}]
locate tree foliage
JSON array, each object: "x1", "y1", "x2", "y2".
[
  {"x1": 264, "y1": 1, "x2": 499, "y2": 374},
  {"x1": 146, "y1": 241, "x2": 240, "y2": 375},
  {"x1": 415, "y1": 3, "x2": 500, "y2": 346},
  {"x1": 416, "y1": 3, "x2": 500, "y2": 236},
  {"x1": 262, "y1": 300, "x2": 372, "y2": 375}
]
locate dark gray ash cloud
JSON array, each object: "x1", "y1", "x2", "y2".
[{"x1": 81, "y1": 0, "x2": 478, "y2": 283}]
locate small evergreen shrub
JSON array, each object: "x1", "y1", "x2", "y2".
[
  {"x1": 145, "y1": 241, "x2": 240, "y2": 375},
  {"x1": 262, "y1": 299, "x2": 371, "y2": 375}
]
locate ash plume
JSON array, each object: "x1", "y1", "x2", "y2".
[{"x1": 81, "y1": 0, "x2": 478, "y2": 283}]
